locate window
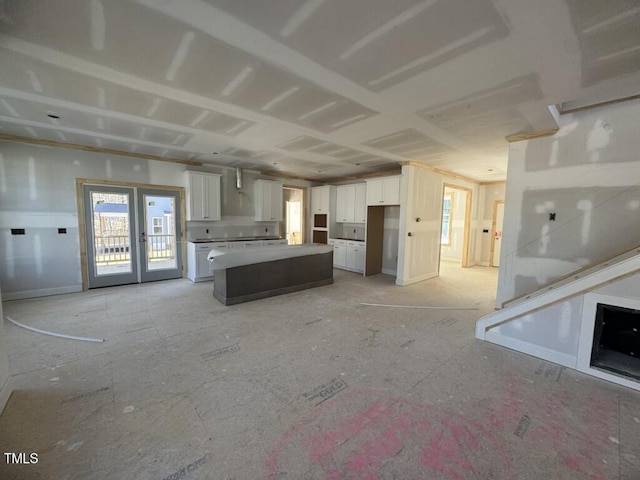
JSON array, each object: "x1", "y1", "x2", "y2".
[
  {"x1": 441, "y1": 193, "x2": 453, "y2": 245},
  {"x1": 152, "y1": 217, "x2": 163, "y2": 234}
]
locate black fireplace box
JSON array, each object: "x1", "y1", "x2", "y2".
[{"x1": 590, "y1": 303, "x2": 640, "y2": 381}]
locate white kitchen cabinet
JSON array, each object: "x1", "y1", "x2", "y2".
[
  {"x1": 185, "y1": 172, "x2": 221, "y2": 221},
  {"x1": 354, "y1": 183, "x2": 367, "y2": 223},
  {"x1": 311, "y1": 185, "x2": 331, "y2": 214},
  {"x1": 188, "y1": 239, "x2": 286, "y2": 281},
  {"x1": 187, "y1": 241, "x2": 226, "y2": 281},
  {"x1": 329, "y1": 239, "x2": 364, "y2": 273},
  {"x1": 336, "y1": 184, "x2": 367, "y2": 223},
  {"x1": 366, "y1": 176, "x2": 400, "y2": 206},
  {"x1": 336, "y1": 185, "x2": 356, "y2": 223},
  {"x1": 329, "y1": 239, "x2": 347, "y2": 268},
  {"x1": 346, "y1": 241, "x2": 366, "y2": 273},
  {"x1": 254, "y1": 180, "x2": 283, "y2": 221}
]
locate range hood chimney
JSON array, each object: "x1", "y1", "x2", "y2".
[{"x1": 235, "y1": 167, "x2": 243, "y2": 190}]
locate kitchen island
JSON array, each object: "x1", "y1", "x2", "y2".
[
  {"x1": 207, "y1": 244, "x2": 333, "y2": 305},
  {"x1": 187, "y1": 237, "x2": 287, "y2": 282}
]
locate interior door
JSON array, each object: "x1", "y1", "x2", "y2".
[
  {"x1": 83, "y1": 185, "x2": 138, "y2": 288},
  {"x1": 492, "y1": 201, "x2": 505, "y2": 267},
  {"x1": 137, "y1": 188, "x2": 183, "y2": 282}
]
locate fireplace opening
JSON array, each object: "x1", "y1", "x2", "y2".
[{"x1": 590, "y1": 303, "x2": 640, "y2": 381}]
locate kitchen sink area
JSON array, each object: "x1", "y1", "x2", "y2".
[{"x1": 187, "y1": 237, "x2": 288, "y2": 282}]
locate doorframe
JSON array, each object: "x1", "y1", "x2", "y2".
[
  {"x1": 76, "y1": 178, "x2": 186, "y2": 291},
  {"x1": 490, "y1": 200, "x2": 505, "y2": 267},
  {"x1": 283, "y1": 184, "x2": 307, "y2": 244},
  {"x1": 442, "y1": 183, "x2": 473, "y2": 268}
]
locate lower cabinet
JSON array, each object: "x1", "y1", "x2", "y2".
[
  {"x1": 187, "y1": 242, "x2": 227, "y2": 282},
  {"x1": 346, "y1": 241, "x2": 365, "y2": 272},
  {"x1": 329, "y1": 239, "x2": 365, "y2": 273},
  {"x1": 187, "y1": 239, "x2": 287, "y2": 281},
  {"x1": 331, "y1": 240, "x2": 347, "y2": 268}
]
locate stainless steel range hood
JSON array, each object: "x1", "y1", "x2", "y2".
[{"x1": 235, "y1": 167, "x2": 243, "y2": 190}]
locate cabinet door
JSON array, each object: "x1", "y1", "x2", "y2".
[
  {"x1": 311, "y1": 186, "x2": 329, "y2": 214},
  {"x1": 353, "y1": 246, "x2": 365, "y2": 272},
  {"x1": 345, "y1": 186, "x2": 356, "y2": 222},
  {"x1": 204, "y1": 174, "x2": 221, "y2": 220},
  {"x1": 337, "y1": 185, "x2": 357, "y2": 222},
  {"x1": 196, "y1": 250, "x2": 212, "y2": 277},
  {"x1": 366, "y1": 179, "x2": 384, "y2": 205},
  {"x1": 189, "y1": 174, "x2": 207, "y2": 220},
  {"x1": 270, "y1": 183, "x2": 283, "y2": 221},
  {"x1": 354, "y1": 184, "x2": 367, "y2": 223},
  {"x1": 333, "y1": 244, "x2": 347, "y2": 267},
  {"x1": 382, "y1": 177, "x2": 400, "y2": 205},
  {"x1": 186, "y1": 172, "x2": 220, "y2": 220},
  {"x1": 255, "y1": 181, "x2": 283, "y2": 221}
]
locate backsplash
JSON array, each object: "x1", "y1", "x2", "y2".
[
  {"x1": 187, "y1": 216, "x2": 279, "y2": 241},
  {"x1": 338, "y1": 223, "x2": 366, "y2": 240}
]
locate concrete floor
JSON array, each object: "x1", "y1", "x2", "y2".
[{"x1": 1, "y1": 263, "x2": 639, "y2": 479}]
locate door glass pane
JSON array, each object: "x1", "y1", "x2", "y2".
[
  {"x1": 91, "y1": 191, "x2": 132, "y2": 276},
  {"x1": 144, "y1": 195, "x2": 177, "y2": 271},
  {"x1": 283, "y1": 187, "x2": 303, "y2": 245}
]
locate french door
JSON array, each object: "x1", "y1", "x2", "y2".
[{"x1": 83, "y1": 184, "x2": 183, "y2": 288}]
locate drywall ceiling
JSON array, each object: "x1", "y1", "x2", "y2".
[{"x1": 0, "y1": 0, "x2": 639, "y2": 182}]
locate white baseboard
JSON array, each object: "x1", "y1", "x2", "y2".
[
  {"x1": 2, "y1": 285, "x2": 82, "y2": 301},
  {"x1": 484, "y1": 331, "x2": 577, "y2": 369},
  {"x1": 440, "y1": 258, "x2": 461, "y2": 264},
  {"x1": 0, "y1": 376, "x2": 12, "y2": 414},
  {"x1": 381, "y1": 268, "x2": 397, "y2": 276},
  {"x1": 395, "y1": 271, "x2": 438, "y2": 286}
]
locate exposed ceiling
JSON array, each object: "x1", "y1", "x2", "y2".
[{"x1": 1, "y1": 0, "x2": 639, "y2": 182}]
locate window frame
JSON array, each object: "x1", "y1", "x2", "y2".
[{"x1": 152, "y1": 216, "x2": 163, "y2": 235}]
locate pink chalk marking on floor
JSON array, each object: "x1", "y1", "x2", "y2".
[
  {"x1": 265, "y1": 388, "x2": 516, "y2": 480},
  {"x1": 302, "y1": 398, "x2": 392, "y2": 464},
  {"x1": 508, "y1": 377, "x2": 618, "y2": 480},
  {"x1": 489, "y1": 374, "x2": 525, "y2": 429},
  {"x1": 343, "y1": 415, "x2": 418, "y2": 477}
]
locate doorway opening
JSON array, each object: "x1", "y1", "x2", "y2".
[
  {"x1": 282, "y1": 186, "x2": 305, "y2": 245},
  {"x1": 78, "y1": 180, "x2": 184, "y2": 289},
  {"x1": 490, "y1": 201, "x2": 505, "y2": 267},
  {"x1": 439, "y1": 184, "x2": 472, "y2": 270}
]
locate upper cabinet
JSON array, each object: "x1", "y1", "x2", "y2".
[
  {"x1": 336, "y1": 184, "x2": 367, "y2": 223},
  {"x1": 366, "y1": 176, "x2": 400, "y2": 206},
  {"x1": 311, "y1": 185, "x2": 331, "y2": 214},
  {"x1": 254, "y1": 180, "x2": 283, "y2": 221},
  {"x1": 354, "y1": 183, "x2": 367, "y2": 223},
  {"x1": 185, "y1": 172, "x2": 221, "y2": 221},
  {"x1": 336, "y1": 185, "x2": 355, "y2": 222}
]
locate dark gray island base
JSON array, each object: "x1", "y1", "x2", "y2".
[{"x1": 210, "y1": 245, "x2": 333, "y2": 306}]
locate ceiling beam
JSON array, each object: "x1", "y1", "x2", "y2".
[
  {"x1": 505, "y1": 128, "x2": 558, "y2": 143},
  {"x1": 0, "y1": 133, "x2": 203, "y2": 167}
]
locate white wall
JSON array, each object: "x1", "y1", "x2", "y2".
[
  {"x1": 0, "y1": 141, "x2": 306, "y2": 299},
  {"x1": 0, "y1": 287, "x2": 11, "y2": 413},
  {"x1": 484, "y1": 268, "x2": 640, "y2": 391},
  {"x1": 497, "y1": 101, "x2": 640, "y2": 306}
]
